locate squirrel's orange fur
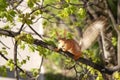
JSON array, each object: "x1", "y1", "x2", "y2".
[{"x1": 55, "y1": 30, "x2": 82, "y2": 60}]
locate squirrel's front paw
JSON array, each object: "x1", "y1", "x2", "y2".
[{"x1": 54, "y1": 48, "x2": 59, "y2": 51}]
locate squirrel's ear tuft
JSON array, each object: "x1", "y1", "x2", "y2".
[
  {"x1": 63, "y1": 29, "x2": 67, "y2": 38},
  {"x1": 55, "y1": 30, "x2": 61, "y2": 39}
]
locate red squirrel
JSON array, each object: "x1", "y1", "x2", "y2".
[
  {"x1": 55, "y1": 16, "x2": 107, "y2": 60},
  {"x1": 55, "y1": 30, "x2": 82, "y2": 60}
]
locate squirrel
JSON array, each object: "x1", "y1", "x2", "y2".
[
  {"x1": 55, "y1": 16, "x2": 107, "y2": 60},
  {"x1": 55, "y1": 30, "x2": 82, "y2": 60}
]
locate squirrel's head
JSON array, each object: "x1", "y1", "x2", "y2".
[
  {"x1": 57, "y1": 38, "x2": 66, "y2": 49},
  {"x1": 58, "y1": 38, "x2": 66, "y2": 43},
  {"x1": 55, "y1": 29, "x2": 67, "y2": 41}
]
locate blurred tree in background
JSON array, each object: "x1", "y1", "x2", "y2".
[{"x1": 0, "y1": 0, "x2": 120, "y2": 80}]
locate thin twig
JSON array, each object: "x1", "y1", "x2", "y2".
[
  {"x1": 86, "y1": 2, "x2": 98, "y2": 19},
  {"x1": 69, "y1": 2, "x2": 83, "y2": 6},
  {"x1": 42, "y1": 4, "x2": 63, "y2": 10},
  {"x1": 14, "y1": 41, "x2": 19, "y2": 80},
  {"x1": 28, "y1": 25, "x2": 43, "y2": 39},
  {"x1": 36, "y1": 57, "x2": 44, "y2": 79},
  {"x1": 0, "y1": 40, "x2": 10, "y2": 49},
  {"x1": 6, "y1": 0, "x2": 21, "y2": 13},
  {"x1": 13, "y1": 0, "x2": 24, "y2": 10},
  {"x1": 18, "y1": 23, "x2": 25, "y2": 34},
  {"x1": 39, "y1": 57, "x2": 44, "y2": 71},
  {"x1": 33, "y1": 17, "x2": 42, "y2": 23},
  {"x1": 41, "y1": 16, "x2": 65, "y2": 24}
]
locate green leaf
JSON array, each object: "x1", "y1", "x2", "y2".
[
  {"x1": 33, "y1": 9, "x2": 43, "y2": 15},
  {"x1": 0, "y1": 9, "x2": 16, "y2": 22},
  {"x1": 0, "y1": 0, "x2": 8, "y2": 11},
  {"x1": 25, "y1": 19, "x2": 33, "y2": 25},
  {"x1": 19, "y1": 72, "x2": 26, "y2": 78},
  {"x1": 96, "y1": 77, "x2": 101, "y2": 80},
  {"x1": 27, "y1": 0, "x2": 34, "y2": 8},
  {"x1": 25, "y1": 34, "x2": 34, "y2": 44},
  {"x1": 78, "y1": 8, "x2": 86, "y2": 18},
  {"x1": 20, "y1": 42, "x2": 25, "y2": 50},
  {"x1": 66, "y1": 32, "x2": 73, "y2": 39},
  {"x1": 28, "y1": 44, "x2": 35, "y2": 52},
  {"x1": 35, "y1": 46, "x2": 51, "y2": 57},
  {"x1": 27, "y1": 0, "x2": 40, "y2": 8},
  {"x1": 113, "y1": 71, "x2": 120, "y2": 79},
  {"x1": 6, "y1": 59, "x2": 14, "y2": 66},
  {"x1": 44, "y1": 39, "x2": 56, "y2": 46},
  {"x1": 21, "y1": 59, "x2": 27, "y2": 65},
  {"x1": 44, "y1": 0, "x2": 58, "y2": 4},
  {"x1": 0, "y1": 48, "x2": 8, "y2": 55},
  {"x1": 6, "y1": 59, "x2": 14, "y2": 71},
  {"x1": 27, "y1": 56, "x2": 30, "y2": 60},
  {"x1": 31, "y1": 68, "x2": 39, "y2": 77},
  {"x1": 0, "y1": 12, "x2": 5, "y2": 18},
  {"x1": 112, "y1": 37, "x2": 117, "y2": 46},
  {"x1": 8, "y1": 10, "x2": 16, "y2": 17},
  {"x1": 10, "y1": 64, "x2": 14, "y2": 71},
  {"x1": 0, "y1": 66, "x2": 7, "y2": 77},
  {"x1": 3, "y1": 25, "x2": 10, "y2": 29},
  {"x1": 65, "y1": 0, "x2": 70, "y2": 3}
]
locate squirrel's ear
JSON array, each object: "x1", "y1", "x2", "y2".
[
  {"x1": 63, "y1": 29, "x2": 67, "y2": 38},
  {"x1": 55, "y1": 30, "x2": 61, "y2": 39}
]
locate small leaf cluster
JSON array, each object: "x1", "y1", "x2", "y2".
[
  {"x1": 18, "y1": 13, "x2": 33, "y2": 25},
  {"x1": 19, "y1": 72, "x2": 26, "y2": 78},
  {"x1": 27, "y1": 0, "x2": 40, "y2": 8},
  {"x1": 31, "y1": 68, "x2": 40, "y2": 77},
  {"x1": 0, "y1": 0, "x2": 16, "y2": 22},
  {"x1": 0, "y1": 66, "x2": 7, "y2": 76},
  {"x1": 15, "y1": 33, "x2": 34, "y2": 44},
  {"x1": 113, "y1": 71, "x2": 120, "y2": 80},
  {"x1": 0, "y1": 9, "x2": 16, "y2": 22},
  {"x1": 112, "y1": 37, "x2": 117, "y2": 47},
  {"x1": 20, "y1": 56, "x2": 30, "y2": 66},
  {"x1": 6, "y1": 59, "x2": 14, "y2": 71},
  {"x1": 0, "y1": 47, "x2": 8, "y2": 55},
  {"x1": 0, "y1": 0, "x2": 8, "y2": 11}
]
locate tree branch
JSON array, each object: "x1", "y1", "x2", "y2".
[
  {"x1": 117, "y1": 0, "x2": 120, "y2": 70},
  {"x1": 104, "y1": 0, "x2": 119, "y2": 33},
  {"x1": 86, "y1": 2, "x2": 98, "y2": 19},
  {"x1": 0, "y1": 28, "x2": 18, "y2": 37},
  {"x1": 0, "y1": 28, "x2": 116, "y2": 74},
  {"x1": 13, "y1": 0, "x2": 24, "y2": 10},
  {"x1": 14, "y1": 41, "x2": 19, "y2": 80},
  {"x1": 18, "y1": 23, "x2": 25, "y2": 34},
  {"x1": 118, "y1": 0, "x2": 120, "y2": 24}
]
